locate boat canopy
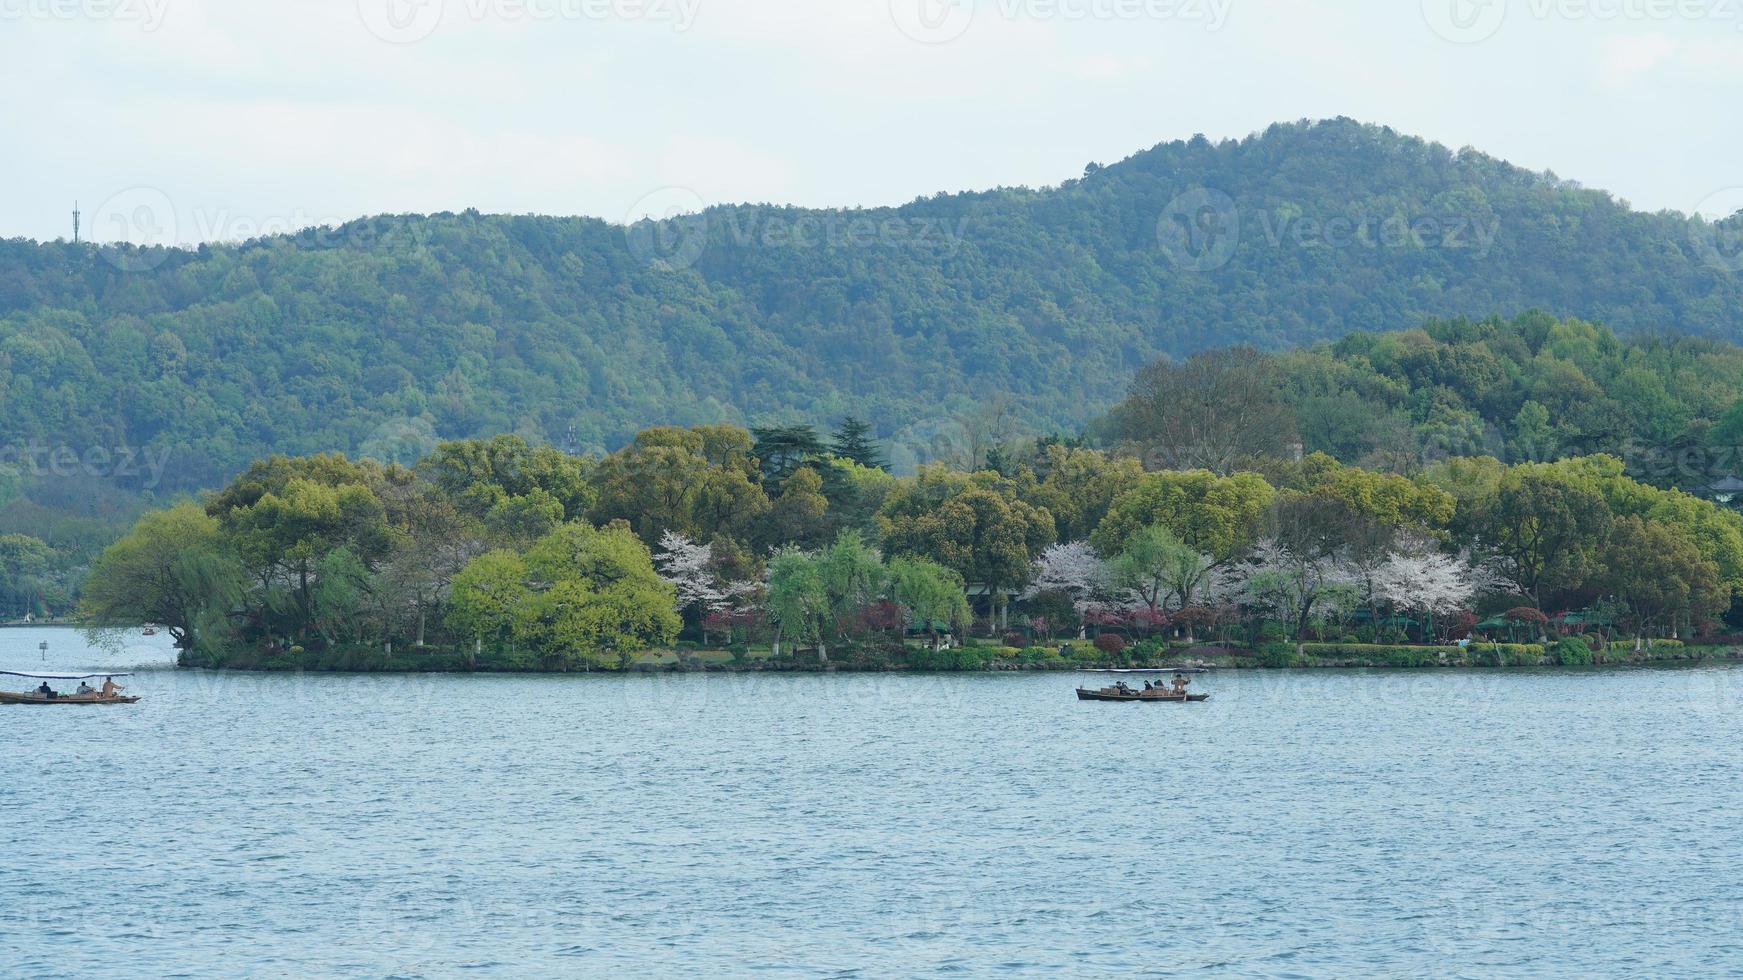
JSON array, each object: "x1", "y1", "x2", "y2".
[{"x1": 1, "y1": 671, "x2": 134, "y2": 681}]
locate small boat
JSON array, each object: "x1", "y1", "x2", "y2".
[
  {"x1": 1076, "y1": 686, "x2": 1209, "y2": 702},
  {"x1": 142, "y1": 627, "x2": 157, "y2": 636},
  {"x1": 0, "y1": 671, "x2": 140, "y2": 706}
]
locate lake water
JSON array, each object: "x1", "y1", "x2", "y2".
[{"x1": 4, "y1": 627, "x2": 1743, "y2": 977}]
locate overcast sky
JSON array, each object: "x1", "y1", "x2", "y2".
[{"x1": 4, "y1": 0, "x2": 1740, "y2": 245}]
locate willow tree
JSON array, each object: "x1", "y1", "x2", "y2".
[
  {"x1": 887, "y1": 556, "x2": 970, "y2": 651},
  {"x1": 765, "y1": 547, "x2": 829, "y2": 659},
  {"x1": 81, "y1": 502, "x2": 244, "y2": 650}
]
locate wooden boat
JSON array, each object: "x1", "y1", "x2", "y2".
[
  {"x1": 0, "y1": 671, "x2": 139, "y2": 706},
  {"x1": 1076, "y1": 686, "x2": 1209, "y2": 703},
  {"x1": 0, "y1": 691, "x2": 141, "y2": 705}
]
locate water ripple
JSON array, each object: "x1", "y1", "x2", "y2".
[{"x1": 3, "y1": 630, "x2": 1742, "y2": 976}]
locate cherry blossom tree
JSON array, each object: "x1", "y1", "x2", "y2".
[
  {"x1": 1024, "y1": 541, "x2": 1109, "y2": 613},
  {"x1": 654, "y1": 530, "x2": 727, "y2": 617},
  {"x1": 1369, "y1": 543, "x2": 1480, "y2": 642},
  {"x1": 1243, "y1": 538, "x2": 1359, "y2": 655}
]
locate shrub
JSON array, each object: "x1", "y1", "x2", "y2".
[
  {"x1": 907, "y1": 647, "x2": 986, "y2": 671},
  {"x1": 1094, "y1": 633, "x2": 1127, "y2": 656},
  {"x1": 1645, "y1": 638, "x2": 1683, "y2": 651},
  {"x1": 1473, "y1": 642, "x2": 1547, "y2": 666},
  {"x1": 1062, "y1": 642, "x2": 1100, "y2": 661},
  {"x1": 1301, "y1": 643, "x2": 1457, "y2": 655},
  {"x1": 1300, "y1": 643, "x2": 1456, "y2": 666},
  {"x1": 1553, "y1": 637, "x2": 1594, "y2": 666},
  {"x1": 1002, "y1": 632, "x2": 1032, "y2": 649},
  {"x1": 1258, "y1": 643, "x2": 1298, "y2": 668},
  {"x1": 1691, "y1": 634, "x2": 1743, "y2": 647},
  {"x1": 1132, "y1": 638, "x2": 1167, "y2": 660},
  {"x1": 906, "y1": 647, "x2": 945, "y2": 671}
]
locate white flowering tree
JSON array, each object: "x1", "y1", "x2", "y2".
[
  {"x1": 1370, "y1": 544, "x2": 1479, "y2": 642},
  {"x1": 654, "y1": 530, "x2": 726, "y2": 618},
  {"x1": 1244, "y1": 538, "x2": 1359, "y2": 655},
  {"x1": 1024, "y1": 541, "x2": 1109, "y2": 612}
]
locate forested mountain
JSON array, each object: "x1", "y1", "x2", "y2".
[
  {"x1": 6, "y1": 116, "x2": 1743, "y2": 607},
  {"x1": 1101, "y1": 311, "x2": 1743, "y2": 493}
]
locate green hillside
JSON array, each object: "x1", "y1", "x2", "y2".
[
  {"x1": 6, "y1": 118, "x2": 1743, "y2": 492},
  {"x1": 1099, "y1": 310, "x2": 1743, "y2": 492}
]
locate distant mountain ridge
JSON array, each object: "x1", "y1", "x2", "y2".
[{"x1": 3, "y1": 116, "x2": 1742, "y2": 495}]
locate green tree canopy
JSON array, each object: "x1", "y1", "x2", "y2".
[
  {"x1": 80, "y1": 502, "x2": 244, "y2": 649},
  {"x1": 1093, "y1": 470, "x2": 1274, "y2": 562}
]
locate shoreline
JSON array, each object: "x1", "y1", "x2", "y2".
[
  {"x1": 173, "y1": 648, "x2": 1743, "y2": 675},
  {"x1": 33, "y1": 627, "x2": 1739, "y2": 675}
]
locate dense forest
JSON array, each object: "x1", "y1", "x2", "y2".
[
  {"x1": 6, "y1": 118, "x2": 1743, "y2": 482},
  {"x1": 79, "y1": 315, "x2": 1743, "y2": 670},
  {"x1": 17, "y1": 309, "x2": 1743, "y2": 625},
  {"x1": 1104, "y1": 310, "x2": 1743, "y2": 491},
  {"x1": 9, "y1": 119, "x2": 1743, "y2": 619}
]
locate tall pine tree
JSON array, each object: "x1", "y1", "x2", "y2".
[
  {"x1": 752, "y1": 425, "x2": 829, "y2": 484},
  {"x1": 830, "y1": 417, "x2": 888, "y2": 471}
]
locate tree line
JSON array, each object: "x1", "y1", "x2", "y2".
[
  {"x1": 1102, "y1": 311, "x2": 1743, "y2": 497},
  {"x1": 80, "y1": 403, "x2": 1743, "y2": 668}
]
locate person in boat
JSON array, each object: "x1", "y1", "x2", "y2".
[
  {"x1": 76, "y1": 681, "x2": 94, "y2": 696},
  {"x1": 36, "y1": 681, "x2": 56, "y2": 699},
  {"x1": 101, "y1": 677, "x2": 123, "y2": 698},
  {"x1": 1170, "y1": 672, "x2": 1191, "y2": 696}
]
